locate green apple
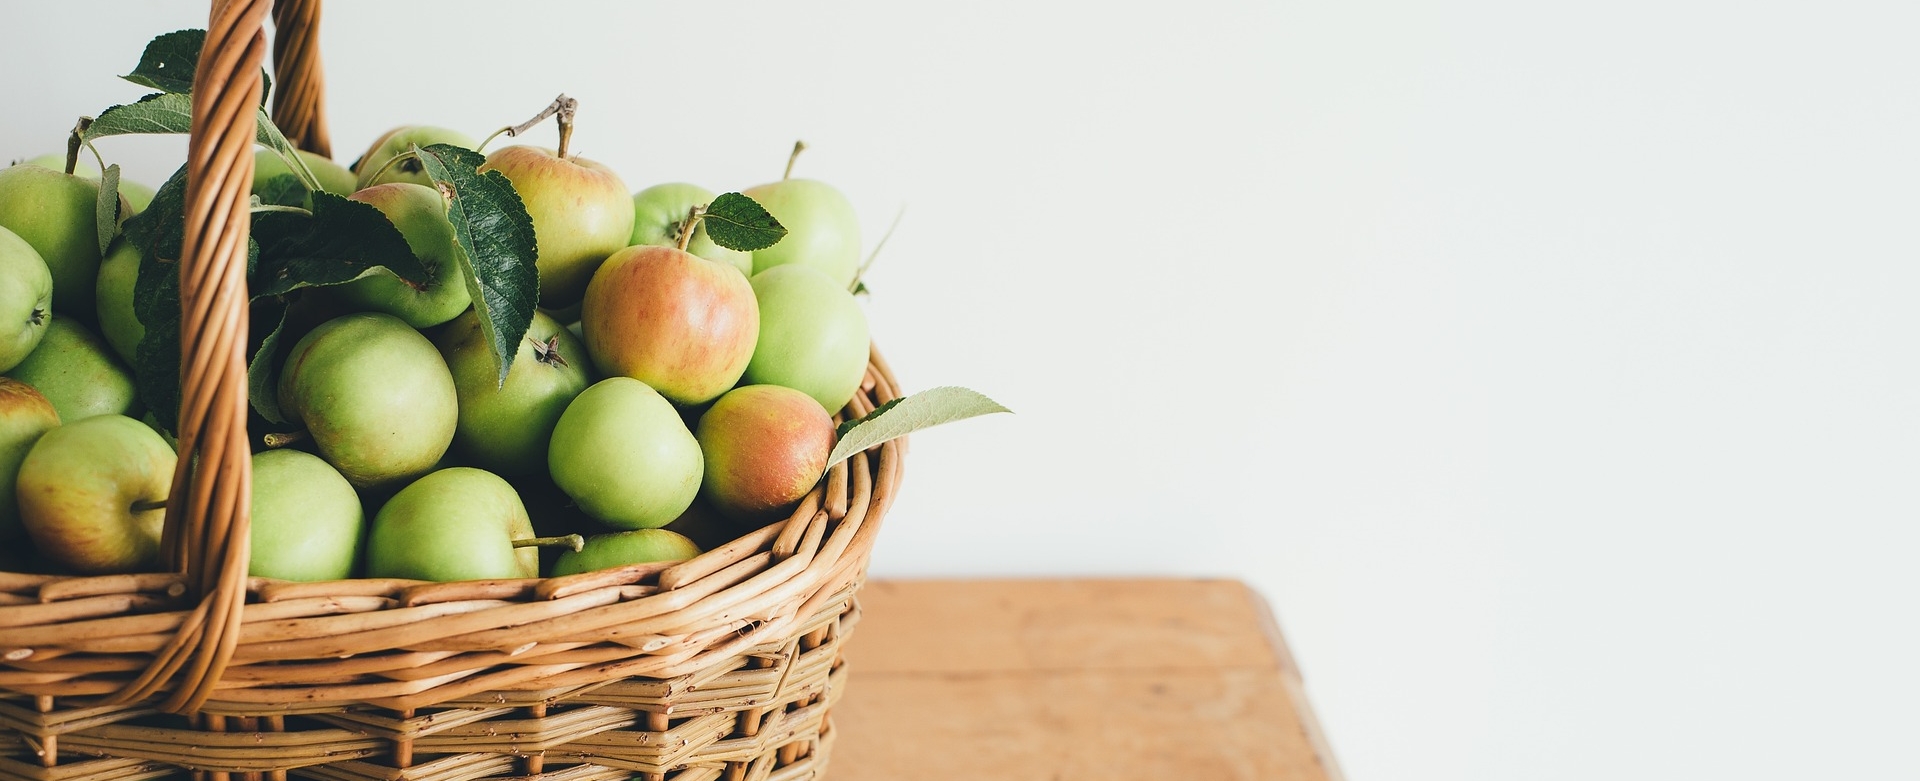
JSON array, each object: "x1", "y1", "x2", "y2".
[
  {"x1": 0, "y1": 377, "x2": 60, "y2": 543},
  {"x1": 366, "y1": 466, "x2": 536, "y2": 582},
  {"x1": 696, "y1": 385, "x2": 836, "y2": 522},
  {"x1": 15, "y1": 414, "x2": 174, "y2": 575},
  {"x1": 4, "y1": 316, "x2": 138, "y2": 422},
  {"x1": 740, "y1": 178, "x2": 862, "y2": 287},
  {"x1": 436, "y1": 309, "x2": 592, "y2": 477},
  {"x1": 549, "y1": 377, "x2": 702, "y2": 530},
  {"x1": 277, "y1": 312, "x2": 457, "y2": 488},
  {"x1": 94, "y1": 238, "x2": 142, "y2": 364},
  {"x1": 580, "y1": 244, "x2": 758, "y2": 406},
  {"x1": 118, "y1": 179, "x2": 155, "y2": 215},
  {"x1": 253, "y1": 149, "x2": 357, "y2": 198},
  {"x1": 332, "y1": 183, "x2": 471, "y2": 328},
  {"x1": 744, "y1": 265, "x2": 870, "y2": 413},
  {"x1": 481, "y1": 145, "x2": 633, "y2": 310},
  {"x1": 629, "y1": 183, "x2": 752, "y2": 276},
  {"x1": 0, "y1": 225, "x2": 52, "y2": 373},
  {"x1": 250, "y1": 448, "x2": 363, "y2": 581},
  {"x1": 14, "y1": 154, "x2": 99, "y2": 178},
  {"x1": 550, "y1": 529, "x2": 701, "y2": 577},
  {"x1": 0, "y1": 162, "x2": 108, "y2": 324},
  {"x1": 353, "y1": 125, "x2": 478, "y2": 189}
]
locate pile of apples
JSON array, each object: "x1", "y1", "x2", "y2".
[{"x1": 0, "y1": 118, "x2": 875, "y2": 584}]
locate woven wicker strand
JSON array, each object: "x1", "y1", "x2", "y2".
[{"x1": 268, "y1": 0, "x2": 331, "y2": 156}]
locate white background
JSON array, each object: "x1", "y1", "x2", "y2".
[{"x1": 4, "y1": 2, "x2": 1918, "y2": 779}]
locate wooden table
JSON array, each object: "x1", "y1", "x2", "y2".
[{"x1": 828, "y1": 579, "x2": 1343, "y2": 781}]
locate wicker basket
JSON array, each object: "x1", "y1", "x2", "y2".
[{"x1": 0, "y1": 2, "x2": 904, "y2": 780}]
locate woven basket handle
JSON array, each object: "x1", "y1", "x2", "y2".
[{"x1": 109, "y1": 0, "x2": 326, "y2": 715}]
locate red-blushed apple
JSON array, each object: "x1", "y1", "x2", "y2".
[
  {"x1": 745, "y1": 264, "x2": 871, "y2": 413},
  {"x1": 696, "y1": 385, "x2": 836, "y2": 522},
  {"x1": 0, "y1": 163, "x2": 111, "y2": 324},
  {"x1": 481, "y1": 145, "x2": 634, "y2": 310},
  {"x1": 277, "y1": 312, "x2": 458, "y2": 488},
  {"x1": 550, "y1": 529, "x2": 702, "y2": 576},
  {"x1": 0, "y1": 225, "x2": 52, "y2": 372},
  {"x1": 740, "y1": 178, "x2": 862, "y2": 287},
  {"x1": 4, "y1": 316, "x2": 138, "y2": 422},
  {"x1": 436, "y1": 309, "x2": 592, "y2": 477},
  {"x1": 548, "y1": 377, "x2": 703, "y2": 530},
  {"x1": 580, "y1": 244, "x2": 758, "y2": 406},
  {"x1": 16, "y1": 414, "x2": 175, "y2": 575},
  {"x1": 365, "y1": 467, "x2": 538, "y2": 582},
  {"x1": 0, "y1": 377, "x2": 59, "y2": 543},
  {"x1": 250, "y1": 449, "x2": 364, "y2": 582},
  {"x1": 333, "y1": 183, "x2": 471, "y2": 328}
]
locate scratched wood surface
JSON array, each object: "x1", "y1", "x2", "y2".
[{"x1": 828, "y1": 578, "x2": 1343, "y2": 781}]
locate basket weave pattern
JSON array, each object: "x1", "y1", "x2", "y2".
[{"x1": 0, "y1": 1, "x2": 902, "y2": 779}]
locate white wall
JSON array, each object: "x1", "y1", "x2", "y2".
[{"x1": 5, "y1": 2, "x2": 1917, "y2": 779}]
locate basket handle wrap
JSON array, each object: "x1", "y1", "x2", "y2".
[
  {"x1": 269, "y1": 0, "x2": 330, "y2": 156},
  {"x1": 107, "y1": 0, "x2": 270, "y2": 715}
]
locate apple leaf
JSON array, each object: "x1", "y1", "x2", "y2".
[
  {"x1": 84, "y1": 96, "x2": 320, "y2": 194},
  {"x1": 250, "y1": 192, "x2": 429, "y2": 297},
  {"x1": 704, "y1": 192, "x2": 787, "y2": 252},
  {"x1": 825, "y1": 386, "x2": 1011, "y2": 470},
  {"x1": 125, "y1": 165, "x2": 189, "y2": 433},
  {"x1": 246, "y1": 298, "x2": 292, "y2": 424},
  {"x1": 95, "y1": 163, "x2": 122, "y2": 256},
  {"x1": 123, "y1": 28, "x2": 270, "y2": 105},
  {"x1": 412, "y1": 143, "x2": 539, "y2": 386},
  {"x1": 254, "y1": 173, "x2": 308, "y2": 208}
]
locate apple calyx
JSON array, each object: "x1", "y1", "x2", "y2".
[
  {"x1": 513, "y1": 533, "x2": 585, "y2": 552},
  {"x1": 30, "y1": 306, "x2": 47, "y2": 326},
  {"x1": 529, "y1": 334, "x2": 570, "y2": 368},
  {"x1": 783, "y1": 140, "x2": 807, "y2": 181}
]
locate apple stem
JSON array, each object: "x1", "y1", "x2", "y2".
[
  {"x1": 362, "y1": 150, "x2": 417, "y2": 188},
  {"x1": 783, "y1": 140, "x2": 807, "y2": 181},
  {"x1": 65, "y1": 117, "x2": 92, "y2": 176},
  {"x1": 491, "y1": 94, "x2": 579, "y2": 158},
  {"x1": 262, "y1": 429, "x2": 309, "y2": 448},
  {"x1": 675, "y1": 205, "x2": 705, "y2": 252},
  {"x1": 131, "y1": 498, "x2": 168, "y2": 513},
  {"x1": 514, "y1": 534, "x2": 585, "y2": 552}
]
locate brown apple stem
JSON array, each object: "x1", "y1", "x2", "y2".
[
  {"x1": 783, "y1": 140, "x2": 807, "y2": 181},
  {"x1": 555, "y1": 98, "x2": 577, "y2": 160},
  {"x1": 675, "y1": 205, "x2": 704, "y2": 252},
  {"x1": 362, "y1": 150, "x2": 418, "y2": 187},
  {"x1": 66, "y1": 117, "x2": 93, "y2": 176},
  {"x1": 131, "y1": 498, "x2": 169, "y2": 513},
  {"x1": 514, "y1": 534, "x2": 585, "y2": 552},
  {"x1": 496, "y1": 94, "x2": 579, "y2": 157},
  {"x1": 262, "y1": 430, "x2": 309, "y2": 448}
]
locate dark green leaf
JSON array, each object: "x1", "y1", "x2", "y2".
[
  {"x1": 413, "y1": 143, "x2": 538, "y2": 386},
  {"x1": 122, "y1": 30, "x2": 204, "y2": 94},
  {"x1": 250, "y1": 192, "x2": 428, "y2": 297},
  {"x1": 704, "y1": 192, "x2": 787, "y2": 252},
  {"x1": 825, "y1": 386, "x2": 1011, "y2": 470},
  {"x1": 128, "y1": 165, "x2": 190, "y2": 433},
  {"x1": 95, "y1": 163, "x2": 122, "y2": 256},
  {"x1": 84, "y1": 92, "x2": 194, "y2": 140},
  {"x1": 247, "y1": 297, "x2": 292, "y2": 424},
  {"x1": 254, "y1": 173, "x2": 309, "y2": 208}
]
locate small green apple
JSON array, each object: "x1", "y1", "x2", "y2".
[
  {"x1": 253, "y1": 149, "x2": 357, "y2": 198},
  {"x1": 277, "y1": 312, "x2": 458, "y2": 488},
  {"x1": 16, "y1": 414, "x2": 175, "y2": 575},
  {"x1": 332, "y1": 183, "x2": 471, "y2": 328},
  {"x1": 0, "y1": 225, "x2": 52, "y2": 373},
  {"x1": 580, "y1": 244, "x2": 759, "y2": 406},
  {"x1": 0, "y1": 377, "x2": 60, "y2": 543},
  {"x1": 0, "y1": 163, "x2": 108, "y2": 324},
  {"x1": 740, "y1": 178, "x2": 862, "y2": 287},
  {"x1": 549, "y1": 377, "x2": 703, "y2": 530},
  {"x1": 250, "y1": 448, "x2": 364, "y2": 582},
  {"x1": 629, "y1": 183, "x2": 752, "y2": 276},
  {"x1": 353, "y1": 125, "x2": 479, "y2": 189},
  {"x1": 366, "y1": 466, "x2": 536, "y2": 582},
  {"x1": 436, "y1": 309, "x2": 592, "y2": 477},
  {"x1": 94, "y1": 238, "x2": 142, "y2": 364},
  {"x1": 4, "y1": 316, "x2": 138, "y2": 422},
  {"x1": 118, "y1": 179, "x2": 155, "y2": 215},
  {"x1": 744, "y1": 264, "x2": 870, "y2": 413},
  {"x1": 696, "y1": 384, "x2": 836, "y2": 522},
  {"x1": 550, "y1": 529, "x2": 701, "y2": 577},
  {"x1": 13, "y1": 154, "x2": 99, "y2": 178},
  {"x1": 481, "y1": 145, "x2": 634, "y2": 310}
]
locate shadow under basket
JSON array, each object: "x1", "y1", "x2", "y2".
[{"x1": 0, "y1": 1, "x2": 907, "y2": 780}]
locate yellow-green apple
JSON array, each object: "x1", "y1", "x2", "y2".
[
  {"x1": 332, "y1": 183, "x2": 471, "y2": 328},
  {"x1": 696, "y1": 384, "x2": 835, "y2": 522},
  {"x1": 436, "y1": 309, "x2": 592, "y2": 477},
  {"x1": 549, "y1": 377, "x2": 702, "y2": 529},
  {"x1": 629, "y1": 183, "x2": 751, "y2": 276},
  {"x1": 277, "y1": 312, "x2": 457, "y2": 488},
  {"x1": 744, "y1": 265, "x2": 870, "y2": 413},
  {"x1": 0, "y1": 377, "x2": 59, "y2": 543},
  {"x1": 0, "y1": 225, "x2": 52, "y2": 372},
  {"x1": 14, "y1": 154, "x2": 98, "y2": 177},
  {"x1": 353, "y1": 125, "x2": 478, "y2": 189},
  {"x1": 740, "y1": 178, "x2": 862, "y2": 287},
  {"x1": 15, "y1": 414, "x2": 175, "y2": 574},
  {"x1": 253, "y1": 149, "x2": 356, "y2": 197},
  {"x1": 366, "y1": 466, "x2": 537, "y2": 582},
  {"x1": 0, "y1": 162, "x2": 109, "y2": 323},
  {"x1": 580, "y1": 245, "x2": 758, "y2": 406},
  {"x1": 4, "y1": 316, "x2": 138, "y2": 422},
  {"x1": 94, "y1": 238, "x2": 142, "y2": 364},
  {"x1": 481, "y1": 145, "x2": 633, "y2": 309},
  {"x1": 550, "y1": 528, "x2": 701, "y2": 576},
  {"x1": 249, "y1": 448, "x2": 364, "y2": 581}
]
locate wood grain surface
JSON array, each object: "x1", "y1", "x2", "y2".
[{"x1": 830, "y1": 578, "x2": 1343, "y2": 781}]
